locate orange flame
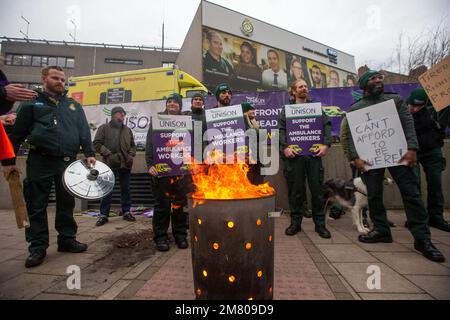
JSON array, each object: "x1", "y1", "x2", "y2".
[{"x1": 191, "y1": 152, "x2": 274, "y2": 204}]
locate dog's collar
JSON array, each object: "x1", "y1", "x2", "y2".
[{"x1": 354, "y1": 187, "x2": 367, "y2": 197}]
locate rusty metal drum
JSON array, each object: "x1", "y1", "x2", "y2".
[{"x1": 188, "y1": 195, "x2": 275, "y2": 300}]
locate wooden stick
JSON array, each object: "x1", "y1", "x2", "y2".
[{"x1": 7, "y1": 171, "x2": 30, "y2": 229}]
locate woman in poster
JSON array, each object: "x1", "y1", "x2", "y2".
[{"x1": 233, "y1": 41, "x2": 262, "y2": 91}]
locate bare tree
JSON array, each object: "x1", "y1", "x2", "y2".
[{"x1": 383, "y1": 16, "x2": 450, "y2": 75}]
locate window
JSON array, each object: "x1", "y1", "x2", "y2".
[
  {"x1": 22, "y1": 55, "x2": 32, "y2": 66},
  {"x1": 66, "y1": 58, "x2": 75, "y2": 68},
  {"x1": 48, "y1": 57, "x2": 57, "y2": 66},
  {"x1": 3, "y1": 54, "x2": 75, "y2": 68},
  {"x1": 163, "y1": 62, "x2": 174, "y2": 68},
  {"x1": 57, "y1": 57, "x2": 66, "y2": 67},
  {"x1": 32, "y1": 56, "x2": 42, "y2": 67},
  {"x1": 105, "y1": 58, "x2": 143, "y2": 65},
  {"x1": 12, "y1": 55, "x2": 22, "y2": 65},
  {"x1": 5, "y1": 54, "x2": 12, "y2": 65}
]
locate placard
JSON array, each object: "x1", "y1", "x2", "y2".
[{"x1": 346, "y1": 99, "x2": 407, "y2": 170}]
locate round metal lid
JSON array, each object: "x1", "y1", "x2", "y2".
[{"x1": 63, "y1": 160, "x2": 115, "y2": 200}]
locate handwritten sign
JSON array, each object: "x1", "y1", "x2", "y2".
[
  {"x1": 418, "y1": 54, "x2": 450, "y2": 112},
  {"x1": 346, "y1": 99, "x2": 407, "y2": 170},
  {"x1": 285, "y1": 103, "x2": 323, "y2": 156},
  {"x1": 152, "y1": 114, "x2": 192, "y2": 177}
]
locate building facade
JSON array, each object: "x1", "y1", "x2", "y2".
[
  {"x1": 176, "y1": 0, "x2": 357, "y2": 92},
  {"x1": 0, "y1": 37, "x2": 179, "y2": 89}
]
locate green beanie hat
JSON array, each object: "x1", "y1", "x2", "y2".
[
  {"x1": 241, "y1": 102, "x2": 255, "y2": 113},
  {"x1": 191, "y1": 92, "x2": 205, "y2": 103},
  {"x1": 358, "y1": 70, "x2": 381, "y2": 89},
  {"x1": 407, "y1": 88, "x2": 430, "y2": 106},
  {"x1": 166, "y1": 93, "x2": 183, "y2": 108},
  {"x1": 215, "y1": 83, "x2": 232, "y2": 100}
]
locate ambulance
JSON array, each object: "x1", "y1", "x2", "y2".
[{"x1": 67, "y1": 66, "x2": 208, "y2": 105}]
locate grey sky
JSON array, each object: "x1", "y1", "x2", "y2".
[{"x1": 1, "y1": 0, "x2": 449, "y2": 71}]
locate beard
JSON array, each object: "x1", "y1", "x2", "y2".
[
  {"x1": 110, "y1": 118, "x2": 123, "y2": 127},
  {"x1": 367, "y1": 83, "x2": 384, "y2": 98},
  {"x1": 47, "y1": 84, "x2": 65, "y2": 95},
  {"x1": 295, "y1": 91, "x2": 308, "y2": 100},
  {"x1": 219, "y1": 97, "x2": 231, "y2": 106}
]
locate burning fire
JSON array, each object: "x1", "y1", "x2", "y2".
[{"x1": 190, "y1": 152, "x2": 274, "y2": 204}]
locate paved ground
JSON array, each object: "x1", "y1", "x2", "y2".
[{"x1": 0, "y1": 208, "x2": 449, "y2": 300}]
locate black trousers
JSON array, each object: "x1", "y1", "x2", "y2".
[
  {"x1": 363, "y1": 165, "x2": 430, "y2": 241},
  {"x1": 23, "y1": 152, "x2": 77, "y2": 252},
  {"x1": 283, "y1": 156, "x2": 326, "y2": 227},
  {"x1": 151, "y1": 175, "x2": 192, "y2": 242}
]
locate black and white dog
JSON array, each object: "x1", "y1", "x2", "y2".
[{"x1": 322, "y1": 177, "x2": 395, "y2": 234}]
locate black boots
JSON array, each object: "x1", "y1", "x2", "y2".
[
  {"x1": 285, "y1": 224, "x2": 301, "y2": 236},
  {"x1": 429, "y1": 219, "x2": 450, "y2": 232},
  {"x1": 155, "y1": 239, "x2": 170, "y2": 252},
  {"x1": 176, "y1": 239, "x2": 189, "y2": 249},
  {"x1": 414, "y1": 240, "x2": 445, "y2": 262},
  {"x1": 359, "y1": 230, "x2": 393, "y2": 243},
  {"x1": 25, "y1": 250, "x2": 46, "y2": 268},
  {"x1": 315, "y1": 225, "x2": 331, "y2": 239},
  {"x1": 57, "y1": 239, "x2": 88, "y2": 253}
]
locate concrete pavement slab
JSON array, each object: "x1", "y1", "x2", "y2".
[
  {"x1": 0, "y1": 248, "x2": 28, "y2": 263},
  {"x1": 359, "y1": 293, "x2": 435, "y2": 300},
  {"x1": 0, "y1": 273, "x2": 63, "y2": 300},
  {"x1": 97, "y1": 279, "x2": 132, "y2": 300},
  {"x1": 355, "y1": 242, "x2": 412, "y2": 252},
  {"x1": 390, "y1": 230, "x2": 416, "y2": 244},
  {"x1": 0, "y1": 259, "x2": 26, "y2": 284},
  {"x1": 24, "y1": 252, "x2": 99, "y2": 276},
  {"x1": 404, "y1": 275, "x2": 450, "y2": 300},
  {"x1": 333, "y1": 262, "x2": 424, "y2": 293},
  {"x1": 434, "y1": 236, "x2": 450, "y2": 246},
  {"x1": 33, "y1": 293, "x2": 96, "y2": 300},
  {"x1": 316, "y1": 244, "x2": 378, "y2": 263},
  {"x1": 372, "y1": 252, "x2": 450, "y2": 275},
  {"x1": 44, "y1": 264, "x2": 132, "y2": 297}
]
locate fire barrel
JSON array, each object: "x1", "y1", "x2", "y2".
[{"x1": 188, "y1": 195, "x2": 275, "y2": 300}]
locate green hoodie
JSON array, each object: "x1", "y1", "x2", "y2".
[{"x1": 2, "y1": 90, "x2": 95, "y2": 165}]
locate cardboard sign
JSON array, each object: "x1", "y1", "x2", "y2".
[
  {"x1": 285, "y1": 103, "x2": 324, "y2": 156},
  {"x1": 418, "y1": 54, "x2": 450, "y2": 112},
  {"x1": 346, "y1": 99, "x2": 407, "y2": 170},
  {"x1": 151, "y1": 114, "x2": 193, "y2": 177},
  {"x1": 205, "y1": 105, "x2": 247, "y2": 158}
]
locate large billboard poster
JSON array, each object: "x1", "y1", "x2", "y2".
[{"x1": 202, "y1": 26, "x2": 357, "y2": 92}]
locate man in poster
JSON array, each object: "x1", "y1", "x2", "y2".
[
  {"x1": 310, "y1": 64, "x2": 327, "y2": 89},
  {"x1": 340, "y1": 70, "x2": 445, "y2": 262},
  {"x1": 262, "y1": 49, "x2": 287, "y2": 89},
  {"x1": 203, "y1": 30, "x2": 234, "y2": 87}
]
